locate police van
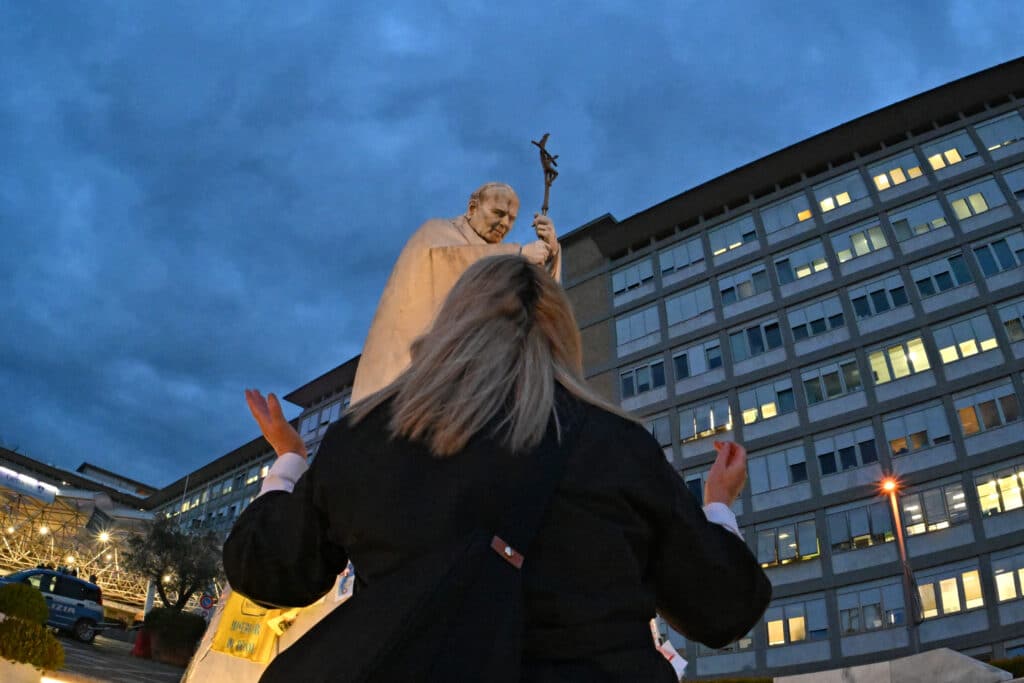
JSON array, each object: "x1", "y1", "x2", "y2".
[{"x1": 0, "y1": 568, "x2": 104, "y2": 642}]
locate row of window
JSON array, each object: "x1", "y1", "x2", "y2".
[
  {"x1": 705, "y1": 550, "x2": 1024, "y2": 657},
  {"x1": 752, "y1": 466, "x2": 1024, "y2": 570},
  {"x1": 678, "y1": 386, "x2": 1020, "y2": 507},
  {"x1": 616, "y1": 226, "x2": 1024, "y2": 354},
  {"x1": 614, "y1": 153, "x2": 1024, "y2": 309},
  {"x1": 680, "y1": 350, "x2": 1017, "y2": 441},
  {"x1": 624, "y1": 289, "x2": 1024, "y2": 406}
]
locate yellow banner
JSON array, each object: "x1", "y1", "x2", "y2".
[{"x1": 209, "y1": 590, "x2": 296, "y2": 663}]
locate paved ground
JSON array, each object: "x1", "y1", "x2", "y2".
[{"x1": 46, "y1": 632, "x2": 184, "y2": 683}]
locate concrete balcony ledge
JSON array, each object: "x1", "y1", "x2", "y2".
[{"x1": 777, "y1": 647, "x2": 1012, "y2": 682}]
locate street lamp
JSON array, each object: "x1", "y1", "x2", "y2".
[{"x1": 880, "y1": 475, "x2": 922, "y2": 653}]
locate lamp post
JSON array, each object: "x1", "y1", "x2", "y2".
[{"x1": 881, "y1": 476, "x2": 921, "y2": 653}]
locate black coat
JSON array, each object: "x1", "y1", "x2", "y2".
[{"x1": 223, "y1": 394, "x2": 771, "y2": 681}]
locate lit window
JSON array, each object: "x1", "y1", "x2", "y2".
[
  {"x1": 678, "y1": 398, "x2": 731, "y2": 443},
  {"x1": 975, "y1": 112, "x2": 1024, "y2": 153},
  {"x1": 761, "y1": 192, "x2": 814, "y2": 234},
  {"x1": 739, "y1": 379, "x2": 794, "y2": 425},
  {"x1": 922, "y1": 131, "x2": 977, "y2": 173},
  {"x1": 870, "y1": 151, "x2": 924, "y2": 192},
  {"x1": 888, "y1": 198, "x2": 949, "y2": 242},
  {"x1": 708, "y1": 215, "x2": 757, "y2": 257},
  {"x1": 919, "y1": 583, "x2": 938, "y2": 619},
  {"x1": 955, "y1": 383, "x2": 1021, "y2": 437},
  {"x1": 963, "y1": 570, "x2": 984, "y2": 609},
  {"x1": 767, "y1": 619, "x2": 786, "y2": 646},
  {"x1": 995, "y1": 570, "x2": 1018, "y2": 602},
  {"x1": 775, "y1": 240, "x2": 830, "y2": 285}
]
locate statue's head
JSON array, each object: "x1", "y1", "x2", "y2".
[{"x1": 466, "y1": 182, "x2": 519, "y2": 244}]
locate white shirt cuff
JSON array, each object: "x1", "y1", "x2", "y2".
[
  {"x1": 259, "y1": 453, "x2": 308, "y2": 496},
  {"x1": 703, "y1": 502, "x2": 743, "y2": 539}
]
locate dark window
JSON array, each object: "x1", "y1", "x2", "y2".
[
  {"x1": 674, "y1": 354, "x2": 689, "y2": 380},
  {"x1": 651, "y1": 362, "x2": 665, "y2": 388},
  {"x1": 859, "y1": 440, "x2": 878, "y2": 464},
  {"x1": 747, "y1": 327, "x2": 766, "y2": 356},
  {"x1": 792, "y1": 324, "x2": 810, "y2": 340},
  {"x1": 828, "y1": 312, "x2": 845, "y2": 329},
  {"x1": 804, "y1": 378, "x2": 824, "y2": 404},
  {"x1": 742, "y1": 230, "x2": 757, "y2": 244},
  {"x1": 621, "y1": 374, "x2": 635, "y2": 398},
  {"x1": 978, "y1": 400, "x2": 1002, "y2": 429},
  {"x1": 992, "y1": 240, "x2": 1016, "y2": 270},
  {"x1": 852, "y1": 296, "x2": 872, "y2": 319},
  {"x1": 730, "y1": 332, "x2": 748, "y2": 362},
  {"x1": 752, "y1": 270, "x2": 770, "y2": 293},
  {"x1": 890, "y1": 286, "x2": 908, "y2": 307},
  {"x1": 1006, "y1": 319, "x2": 1024, "y2": 342},
  {"x1": 706, "y1": 346, "x2": 723, "y2": 369},
  {"x1": 839, "y1": 446, "x2": 859, "y2": 470},
  {"x1": 892, "y1": 219, "x2": 912, "y2": 241},
  {"x1": 917, "y1": 278, "x2": 937, "y2": 297},
  {"x1": 1001, "y1": 395, "x2": 1020, "y2": 423},
  {"x1": 934, "y1": 271, "x2": 954, "y2": 292},
  {"x1": 776, "y1": 260, "x2": 795, "y2": 284},
  {"x1": 54, "y1": 577, "x2": 89, "y2": 599},
  {"x1": 790, "y1": 461, "x2": 808, "y2": 483},
  {"x1": 828, "y1": 513, "x2": 848, "y2": 549},
  {"x1": 949, "y1": 255, "x2": 973, "y2": 284},
  {"x1": 778, "y1": 388, "x2": 796, "y2": 414},
  {"x1": 819, "y1": 451, "x2": 838, "y2": 475},
  {"x1": 974, "y1": 246, "x2": 999, "y2": 276},
  {"x1": 842, "y1": 362, "x2": 861, "y2": 391},
  {"x1": 810, "y1": 317, "x2": 827, "y2": 334},
  {"x1": 870, "y1": 289, "x2": 891, "y2": 313},
  {"x1": 721, "y1": 287, "x2": 737, "y2": 306},
  {"x1": 686, "y1": 478, "x2": 703, "y2": 503},
  {"x1": 822, "y1": 372, "x2": 843, "y2": 398},
  {"x1": 765, "y1": 323, "x2": 782, "y2": 349}
]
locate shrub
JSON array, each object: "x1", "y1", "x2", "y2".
[
  {"x1": 992, "y1": 656, "x2": 1024, "y2": 678},
  {"x1": 0, "y1": 617, "x2": 65, "y2": 670},
  {"x1": 0, "y1": 583, "x2": 49, "y2": 625},
  {"x1": 144, "y1": 607, "x2": 207, "y2": 652}
]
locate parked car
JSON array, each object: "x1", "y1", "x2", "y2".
[{"x1": 0, "y1": 568, "x2": 104, "y2": 642}]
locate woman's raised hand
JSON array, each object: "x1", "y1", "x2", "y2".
[
  {"x1": 704, "y1": 440, "x2": 747, "y2": 507},
  {"x1": 245, "y1": 389, "x2": 308, "y2": 459}
]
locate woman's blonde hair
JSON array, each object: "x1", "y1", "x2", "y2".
[{"x1": 349, "y1": 255, "x2": 635, "y2": 456}]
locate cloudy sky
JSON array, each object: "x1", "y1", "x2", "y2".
[{"x1": 1, "y1": 2, "x2": 1021, "y2": 488}]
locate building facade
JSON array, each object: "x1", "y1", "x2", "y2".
[
  {"x1": 561, "y1": 58, "x2": 1024, "y2": 677},
  {"x1": 145, "y1": 356, "x2": 357, "y2": 539}
]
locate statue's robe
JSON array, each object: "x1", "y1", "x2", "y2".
[{"x1": 351, "y1": 215, "x2": 561, "y2": 402}]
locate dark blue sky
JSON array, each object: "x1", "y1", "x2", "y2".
[{"x1": 1, "y1": 2, "x2": 1021, "y2": 487}]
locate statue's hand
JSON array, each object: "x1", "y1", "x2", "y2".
[
  {"x1": 520, "y1": 240, "x2": 552, "y2": 266},
  {"x1": 533, "y1": 214, "x2": 559, "y2": 258}
]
